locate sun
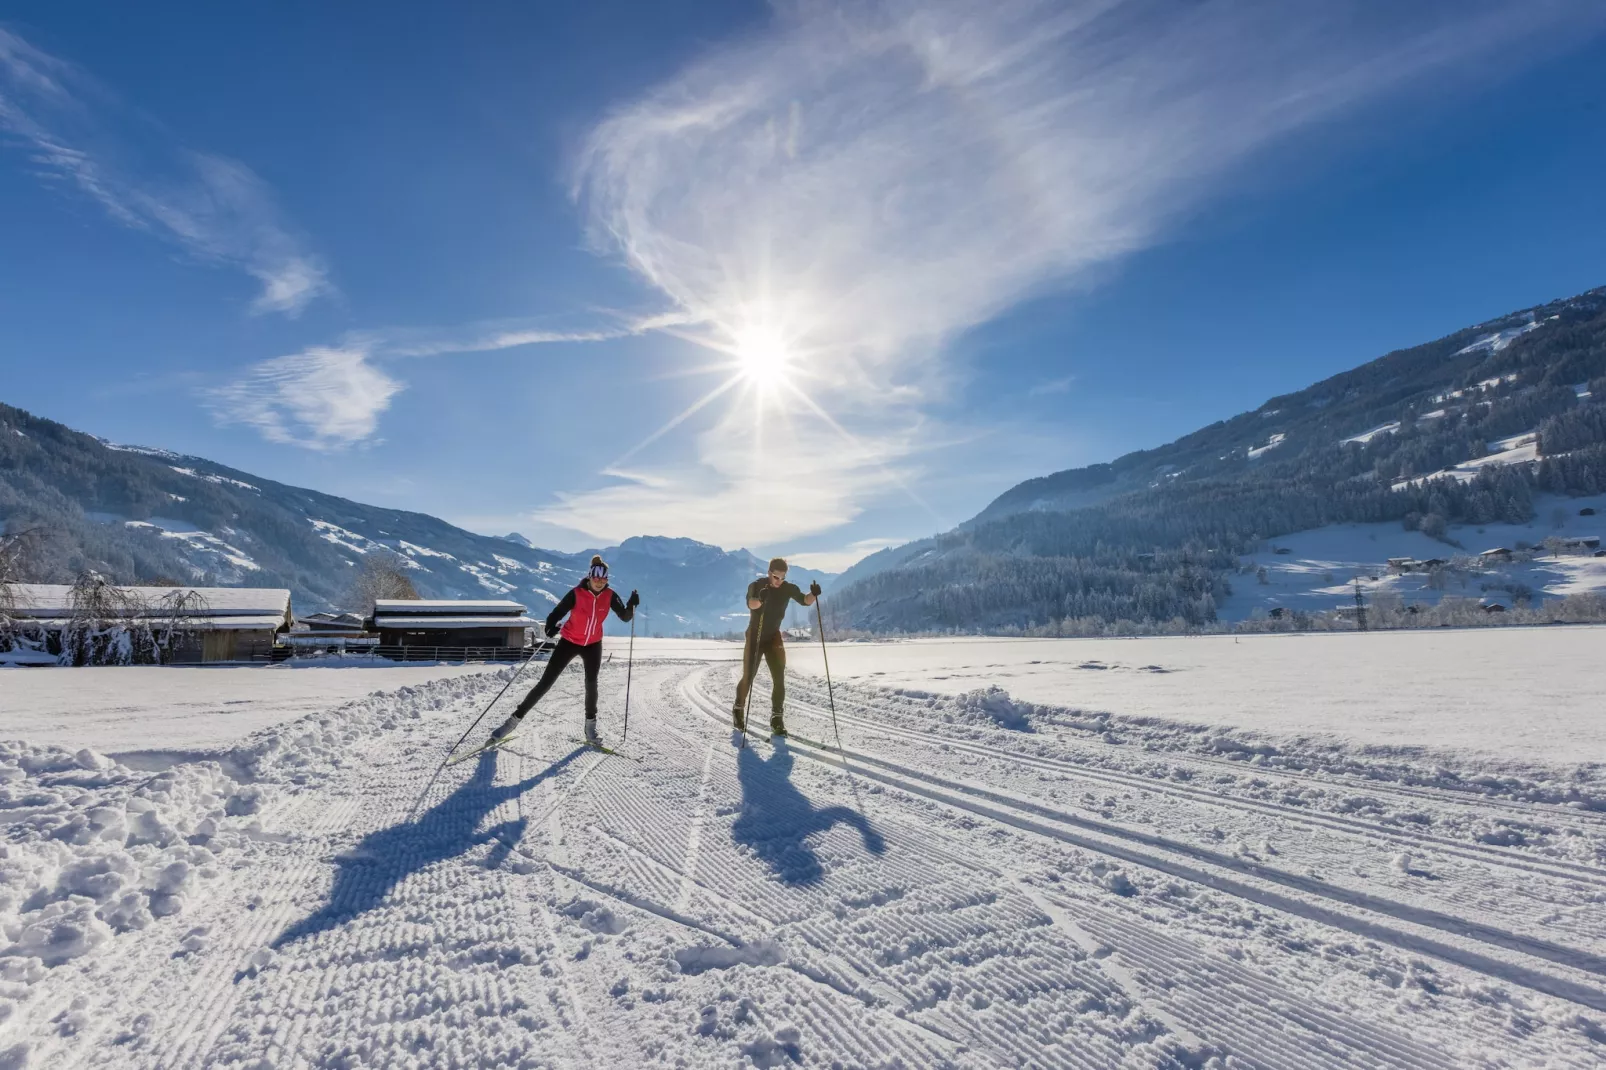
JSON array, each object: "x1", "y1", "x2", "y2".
[{"x1": 731, "y1": 323, "x2": 793, "y2": 392}]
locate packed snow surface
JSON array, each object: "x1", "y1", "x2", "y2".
[
  {"x1": 0, "y1": 632, "x2": 1602, "y2": 1067},
  {"x1": 781, "y1": 628, "x2": 1606, "y2": 764}
]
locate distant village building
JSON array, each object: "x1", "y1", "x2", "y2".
[
  {"x1": 1555, "y1": 536, "x2": 1601, "y2": 552},
  {"x1": 295, "y1": 612, "x2": 368, "y2": 638},
  {"x1": 286, "y1": 611, "x2": 372, "y2": 654},
  {"x1": 1479, "y1": 547, "x2": 1514, "y2": 561},
  {"x1": 6, "y1": 584, "x2": 292, "y2": 662},
  {"x1": 370, "y1": 599, "x2": 537, "y2": 651}
]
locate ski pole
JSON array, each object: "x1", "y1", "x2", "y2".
[
  {"x1": 814, "y1": 600, "x2": 846, "y2": 765},
  {"x1": 410, "y1": 636, "x2": 551, "y2": 819},
  {"x1": 740, "y1": 630, "x2": 757, "y2": 747},
  {"x1": 622, "y1": 616, "x2": 635, "y2": 742}
]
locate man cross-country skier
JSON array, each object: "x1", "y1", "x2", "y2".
[
  {"x1": 732, "y1": 557, "x2": 820, "y2": 736},
  {"x1": 487, "y1": 555, "x2": 638, "y2": 747}
]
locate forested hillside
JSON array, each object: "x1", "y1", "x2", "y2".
[
  {"x1": 831, "y1": 287, "x2": 1606, "y2": 632},
  {"x1": 0, "y1": 406, "x2": 825, "y2": 630}
]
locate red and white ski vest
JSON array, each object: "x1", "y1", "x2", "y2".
[{"x1": 561, "y1": 584, "x2": 614, "y2": 646}]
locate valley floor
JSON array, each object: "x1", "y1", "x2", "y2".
[{"x1": 1, "y1": 636, "x2": 1603, "y2": 1067}]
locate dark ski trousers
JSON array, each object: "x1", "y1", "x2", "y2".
[
  {"x1": 513, "y1": 637, "x2": 601, "y2": 720},
  {"x1": 733, "y1": 631, "x2": 786, "y2": 719}
]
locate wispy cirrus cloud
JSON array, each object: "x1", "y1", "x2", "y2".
[
  {"x1": 544, "y1": 0, "x2": 1603, "y2": 549},
  {"x1": 0, "y1": 27, "x2": 329, "y2": 315},
  {"x1": 1029, "y1": 376, "x2": 1076, "y2": 398},
  {"x1": 205, "y1": 346, "x2": 401, "y2": 451}
]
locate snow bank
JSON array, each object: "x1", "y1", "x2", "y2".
[
  {"x1": 0, "y1": 669, "x2": 509, "y2": 992},
  {"x1": 0, "y1": 742, "x2": 256, "y2": 972}
]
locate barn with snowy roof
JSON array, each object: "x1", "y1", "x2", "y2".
[
  {"x1": 369, "y1": 598, "x2": 537, "y2": 654},
  {"x1": 5, "y1": 583, "x2": 292, "y2": 663}
]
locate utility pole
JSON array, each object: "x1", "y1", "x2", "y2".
[{"x1": 1353, "y1": 577, "x2": 1368, "y2": 632}]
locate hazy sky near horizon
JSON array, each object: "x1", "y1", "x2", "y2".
[{"x1": 4, "y1": 1, "x2": 1606, "y2": 570}]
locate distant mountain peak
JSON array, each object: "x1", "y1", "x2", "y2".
[{"x1": 499, "y1": 532, "x2": 535, "y2": 548}]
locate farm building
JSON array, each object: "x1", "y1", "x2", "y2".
[
  {"x1": 3, "y1": 583, "x2": 292, "y2": 663},
  {"x1": 370, "y1": 599, "x2": 537, "y2": 651}
]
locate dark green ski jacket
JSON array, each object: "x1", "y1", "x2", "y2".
[{"x1": 746, "y1": 579, "x2": 808, "y2": 641}]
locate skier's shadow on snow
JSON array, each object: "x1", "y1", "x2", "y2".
[
  {"x1": 732, "y1": 740, "x2": 884, "y2": 886},
  {"x1": 269, "y1": 747, "x2": 581, "y2": 950}
]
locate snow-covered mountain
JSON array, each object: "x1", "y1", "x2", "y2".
[
  {"x1": 831, "y1": 286, "x2": 1606, "y2": 631},
  {"x1": 0, "y1": 403, "x2": 829, "y2": 632}
]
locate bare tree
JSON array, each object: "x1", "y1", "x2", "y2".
[
  {"x1": 347, "y1": 550, "x2": 421, "y2": 615},
  {"x1": 151, "y1": 587, "x2": 212, "y2": 664},
  {"x1": 63, "y1": 571, "x2": 156, "y2": 666},
  {"x1": 0, "y1": 529, "x2": 32, "y2": 652}
]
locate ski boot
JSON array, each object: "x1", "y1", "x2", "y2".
[
  {"x1": 769, "y1": 715, "x2": 788, "y2": 738},
  {"x1": 488, "y1": 713, "x2": 522, "y2": 743},
  {"x1": 583, "y1": 718, "x2": 602, "y2": 747},
  {"x1": 731, "y1": 709, "x2": 746, "y2": 732}
]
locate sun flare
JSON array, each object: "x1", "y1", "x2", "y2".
[{"x1": 731, "y1": 323, "x2": 793, "y2": 392}]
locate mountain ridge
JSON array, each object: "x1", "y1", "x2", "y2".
[
  {"x1": 829, "y1": 285, "x2": 1606, "y2": 631},
  {"x1": 0, "y1": 405, "x2": 829, "y2": 634}
]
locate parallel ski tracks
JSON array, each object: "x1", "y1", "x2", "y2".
[
  {"x1": 662, "y1": 672, "x2": 1461, "y2": 1070},
  {"x1": 682, "y1": 668, "x2": 1606, "y2": 1013},
  {"x1": 784, "y1": 680, "x2": 1606, "y2": 890},
  {"x1": 806, "y1": 680, "x2": 1606, "y2": 830}
]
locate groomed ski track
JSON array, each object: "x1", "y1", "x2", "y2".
[{"x1": 7, "y1": 659, "x2": 1605, "y2": 1068}]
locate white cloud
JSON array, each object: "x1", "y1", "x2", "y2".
[
  {"x1": 0, "y1": 28, "x2": 330, "y2": 316},
  {"x1": 205, "y1": 346, "x2": 402, "y2": 451},
  {"x1": 1029, "y1": 376, "x2": 1076, "y2": 397},
  {"x1": 560, "y1": 0, "x2": 1601, "y2": 543},
  {"x1": 786, "y1": 538, "x2": 908, "y2": 573},
  {"x1": 533, "y1": 397, "x2": 921, "y2": 546}
]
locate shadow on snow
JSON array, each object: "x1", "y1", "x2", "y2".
[
  {"x1": 271, "y1": 747, "x2": 582, "y2": 948},
  {"x1": 733, "y1": 739, "x2": 884, "y2": 886}
]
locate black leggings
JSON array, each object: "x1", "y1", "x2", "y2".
[
  {"x1": 733, "y1": 631, "x2": 786, "y2": 716},
  {"x1": 512, "y1": 638, "x2": 602, "y2": 720}
]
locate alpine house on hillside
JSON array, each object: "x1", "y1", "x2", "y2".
[{"x1": 369, "y1": 599, "x2": 539, "y2": 652}]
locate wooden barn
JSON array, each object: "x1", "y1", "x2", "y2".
[
  {"x1": 5, "y1": 583, "x2": 292, "y2": 663},
  {"x1": 370, "y1": 599, "x2": 537, "y2": 653}
]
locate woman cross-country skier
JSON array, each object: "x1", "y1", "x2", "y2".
[
  {"x1": 488, "y1": 555, "x2": 638, "y2": 747},
  {"x1": 733, "y1": 557, "x2": 820, "y2": 736}
]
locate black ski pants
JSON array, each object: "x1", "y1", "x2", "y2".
[
  {"x1": 733, "y1": 631, "x2": 786, "y2": 718},
  {"x1": 513, "y1": 637, "x2": 601, "y2": 720}
]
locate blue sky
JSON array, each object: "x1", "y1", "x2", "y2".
[{"x1": 3, "y1": 2, "x2": 1605, "y2": 571}]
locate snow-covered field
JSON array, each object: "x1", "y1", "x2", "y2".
[
  {"x1": 777, "y1": 628, "x2": 1606, "y2": 764},
  {"x1": 1, "y1": 632, "x2": 1603, "y2": 1067},
  {"x1": 0, "y1": 663, "x2": 495, "y2": 754}
]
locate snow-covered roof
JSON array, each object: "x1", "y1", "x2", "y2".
[
  {"x1": 372, "y1": 599, "x2": 527, "y2": 615},
  {"x1": 373, "y1": 615, "x2": 539, "y2": 628},
  {"x1": 7, "y1": 584, "x2": 292, "y2": 624}
]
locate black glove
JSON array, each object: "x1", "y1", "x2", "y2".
[
  {"x1": 544, "y1": 621, "x2": 559, "y2": 638},
  {"x1": 626, "y1": 589, "x2": 640, "y2": 608},
  {"x1": 809, "y1": 581, "x2": 822, "y2": 597}
]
